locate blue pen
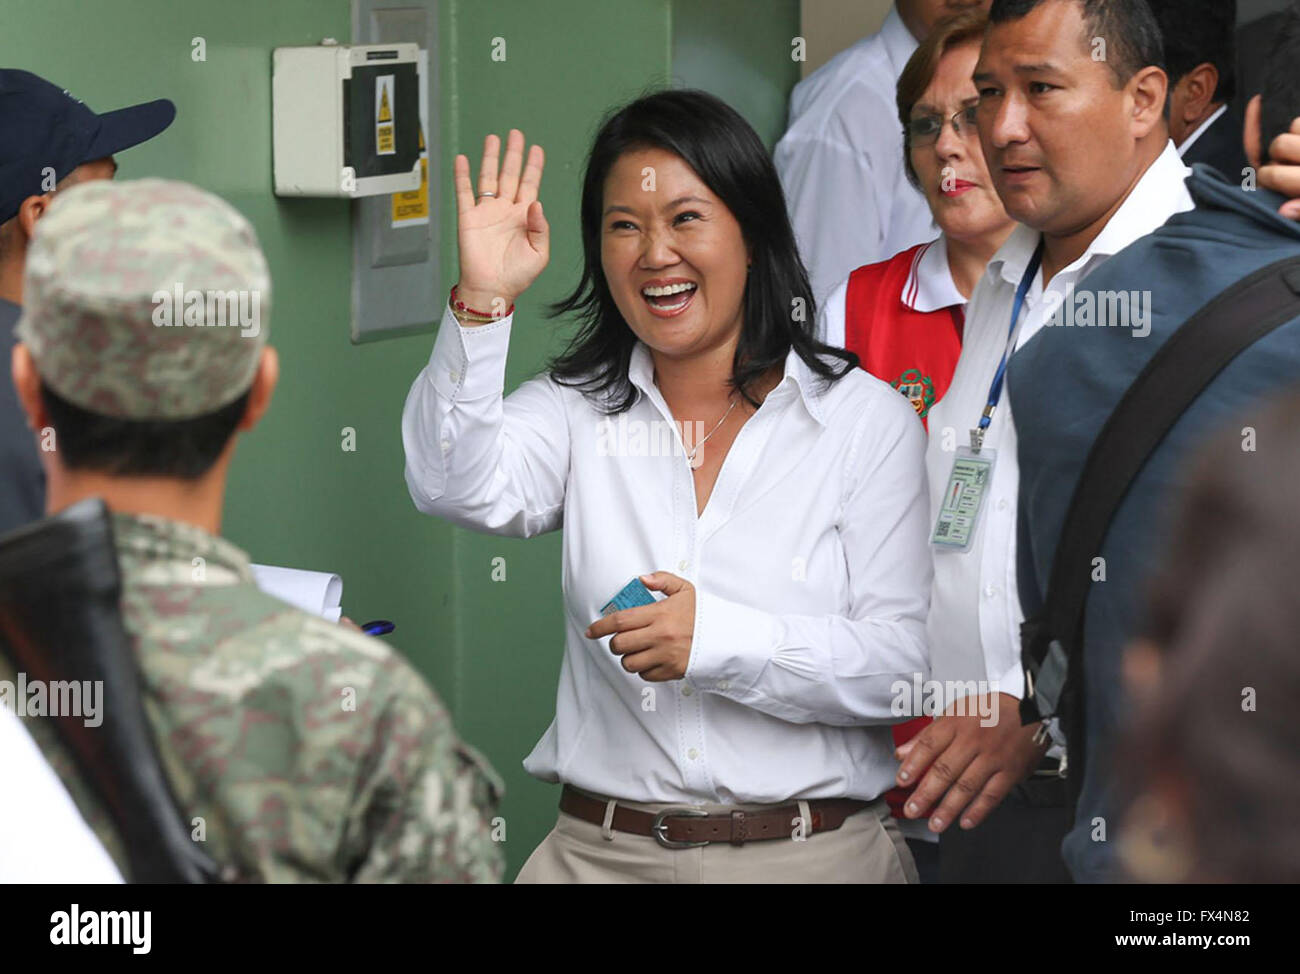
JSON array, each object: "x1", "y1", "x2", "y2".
[{"x1": 361, "y1": 619, "x2": 395, "y2": 636}]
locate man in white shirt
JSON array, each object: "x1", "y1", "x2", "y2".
[
  {"x1": 775, "y1": 1, "x2": 990, "y2": 306},
  {"x1": 892, "y1": 0, "x2": 1189, "y2": 880},
  {"x1": 0, "y1": 703, "x2": 122, "y2": 883}
]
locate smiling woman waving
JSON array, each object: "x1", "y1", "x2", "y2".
[{"x1": 401, "y1": 89, "x2": 932, "y2": 883}]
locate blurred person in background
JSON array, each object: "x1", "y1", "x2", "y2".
[{"x1": 1118, "y1": 391, "x2": 1300, "y2": 884}]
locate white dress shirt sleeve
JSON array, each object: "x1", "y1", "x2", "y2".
[
  {"x1": 685, "y1": 387, "x2": 932, "y2": 727},
  {"x1": 402, "y1": 306, "x2": 569, "y2": 538},
  {"x1": 992, "y1": 656, "x2": 1025, "y2": 700}
]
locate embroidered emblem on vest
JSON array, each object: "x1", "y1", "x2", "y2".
[{"x1": 893, "y1": 368, "x2": 936, "y2": 418}]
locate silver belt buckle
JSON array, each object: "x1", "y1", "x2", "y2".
[{"x1": 650, "y1": 807, "x2": 709, "y2": 849}]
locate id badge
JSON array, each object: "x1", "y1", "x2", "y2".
[{"x1": 932, "y1": 447, "x2": 996, "y2": 552}]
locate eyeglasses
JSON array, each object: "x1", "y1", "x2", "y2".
[{"x1": 905, "y1": 105, "x2": 980, "y2": 147}]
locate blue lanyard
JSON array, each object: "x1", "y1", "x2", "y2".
[{"x1": 973, "y1": 239, "x2": 1044, "y2": 450}]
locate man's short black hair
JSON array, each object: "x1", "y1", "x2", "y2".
[
  {"x1": 39, "y1": 382, "x2": 250, "y2": 480},
  {"x1": 1146, "y1": 0, "x2": 1237, "y2": 104},
  {"x1": 989, "y1": 0, "x2": 1165, "y2": 87},
  {"x1": 1259, "y1": 2, "x2": 1300, "y2": 158}
]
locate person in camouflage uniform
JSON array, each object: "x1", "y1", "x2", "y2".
[{"x1": 6, "y1": 178, "x2": 504, "y2": 882}]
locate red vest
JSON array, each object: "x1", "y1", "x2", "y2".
[
  {"x1": 844, "y1": 241, "x2": 963, "y2": 430},
  {"x1": 843, "y1": 241, "x2": 964, "y2": 818}
]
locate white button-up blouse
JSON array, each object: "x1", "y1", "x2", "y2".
[{"x1": 402, "y1": 307, "x2": 932, "y2": 804}]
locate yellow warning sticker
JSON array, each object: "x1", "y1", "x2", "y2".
[
  {"x1": 392, "y1": 123, "x2": 429, "y2": 227},
  {"x1": 375, "y1": 74, "x2": 395, "y2": 156}
]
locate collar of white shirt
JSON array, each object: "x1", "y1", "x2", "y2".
[
  {"x1": 626, "y1": 340, "x2": 831, "y2": 427},
  {"x1": 1178, "y1": 103, "x2": 1229, "y2": 157},
  {"x1": 988, "y1": 139, "x2": 1194, "y2": 287},
  {"x1": 904, "y1": 236, "x2": 967, "y2": 312}
]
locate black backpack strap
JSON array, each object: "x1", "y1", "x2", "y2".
[
  {"x1": 1019, "y1": 255, "x2": 1300, "y2": 762},
  {"x1": 0, "y1": 497, "x2": 221, "y2": 883}
]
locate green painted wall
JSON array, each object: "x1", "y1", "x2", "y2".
[
  {"x1": 2, "y1": 0, "x2": 798, "y2": 880},
  {"x1": 671, "y1": 0, "x2": 801, "y2": 149}
]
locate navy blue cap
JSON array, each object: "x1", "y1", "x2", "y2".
[{"x1": 0, "y1": 68, "x2": 175, "y2": 225}]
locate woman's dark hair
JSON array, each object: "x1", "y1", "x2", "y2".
[
  {"x1": 548, "y1": 88, "x2": 858, "y2": 413},
  {"x1": 1120, "y1": 391, "x2": 1300, "y2": 882}
]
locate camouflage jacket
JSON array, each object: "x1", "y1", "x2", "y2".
[{"x1": 14, "y1": 511, "x2": 504, "y2": 883}]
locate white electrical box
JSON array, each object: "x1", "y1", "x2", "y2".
[{"x1": 272, "y1": 41, "x2": 422, "y2": 198}]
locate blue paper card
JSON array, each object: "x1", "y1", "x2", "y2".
[{"x1": 601, "y1": 578, "x2": 656, "y2": 616}]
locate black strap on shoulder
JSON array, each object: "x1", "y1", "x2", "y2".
[
  {"x1": 1019, "y1": 255, "x2": 1300, "y2": 780},
  {"x1": 0, "y1": 497, "x2": 220, "y2": 883}
]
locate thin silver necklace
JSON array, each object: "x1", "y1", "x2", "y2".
[{"x1": 685, "y1": 397, "x2": 739, "y2": 465}]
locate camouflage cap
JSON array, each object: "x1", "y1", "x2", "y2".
[{"x1": 16, "y1": 178, "x2": 271, "y2": 421}]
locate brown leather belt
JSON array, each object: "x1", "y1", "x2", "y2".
[{"x1": 560, "y1": 785, "x2": 871, "y2": 849}]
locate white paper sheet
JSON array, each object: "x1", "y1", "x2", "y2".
[{"x1": 250, "y1": 564, "x2": 343, "y2": 622}]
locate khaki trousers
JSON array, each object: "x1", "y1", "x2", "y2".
[{"x1": 515, "y1": 789, "x2": 918, "y2": 884}]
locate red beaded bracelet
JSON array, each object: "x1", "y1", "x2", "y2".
[{"x1": 450, "y1": 285, "x2": 514, "y2": 319}]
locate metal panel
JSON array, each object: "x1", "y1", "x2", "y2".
[{"x1": 350, "y1": 0, "x2": 440, "y2": 342}]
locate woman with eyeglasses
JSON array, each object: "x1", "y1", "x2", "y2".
[
  {"x1": 815, "y1": 7, "x2": 1015, "y2": 882},
  {"x1": 402, "y1": 89, "x2": 932, "y2": 883},
  {"x1": 819, "y1": 8, "x2": 1014, "y2": 423}
]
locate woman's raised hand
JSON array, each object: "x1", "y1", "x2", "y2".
[{"x1": 453, "y1": 129, "x2": 549, "y2": 314}]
